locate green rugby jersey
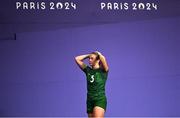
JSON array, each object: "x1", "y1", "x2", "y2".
[{"x1": 83, "y1": 65, "x2": 108, "y2": 98}]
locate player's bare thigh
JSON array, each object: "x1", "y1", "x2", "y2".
[{"x1": 93, "y1": 106, "x2": 105, "y2": 118}]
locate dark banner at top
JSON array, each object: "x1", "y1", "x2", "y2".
[{"x1": 0, "y1": 0, "x2": 179, "y2": 24}]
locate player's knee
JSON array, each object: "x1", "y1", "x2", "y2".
[{"x1": 93, "y1": 106, "x2": 105, "y2": 117}]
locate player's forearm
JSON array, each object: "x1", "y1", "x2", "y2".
[
  {"x1": 75, "y1": 54, "x2": 89, "y2": 61},
  {"x1": 95, "y1": 51, "x2": 105, "y2": 62},
  {"x1": 96, "y1": 51, "x2": 109, "y2": 71},
  {"x1": 99, "y1": 54, "x2": 106, "y2": 65}
]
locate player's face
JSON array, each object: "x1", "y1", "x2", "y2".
[{"x1": 89, "y1": 54, "x2": 97, "y2": 66}]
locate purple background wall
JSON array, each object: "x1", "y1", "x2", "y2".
[{"x1": 0, "y1": 16, "x2": 180, "y2": 116}]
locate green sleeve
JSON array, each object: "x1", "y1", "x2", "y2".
[{"x1": 82, "y1": 65, "x2": 89, "y2": 74}]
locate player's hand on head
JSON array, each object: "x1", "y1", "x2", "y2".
[{"x1": 95, "y1": 51, "x2": 102, "y2": 56}]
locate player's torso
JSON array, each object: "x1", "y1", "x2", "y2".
[{"x1": 86, "y1": 68, "x2": 107, "y2": 96}]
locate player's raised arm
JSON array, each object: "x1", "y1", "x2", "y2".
[
  {"x1": 96, "y1": 51, "x2": 109, "y2": 72},
  {"x1": 75, "y1": 54, "x2": 89, "y2": 70}
]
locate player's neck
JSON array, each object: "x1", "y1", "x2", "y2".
[{"x1": 92, "y1": 64, "x2": 100, "y2": 69}]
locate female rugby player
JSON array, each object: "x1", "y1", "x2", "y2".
[{"x1": 75, "y1": 51, "x2": 109, "y2": 118}]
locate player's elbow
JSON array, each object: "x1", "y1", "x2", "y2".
[
  {"x1": 74, "y1": 56, "x2": 76, "y2": 59},
  {"x1": 105, "y1": 67, "x2": 109, "y2": 72},
  {"x1": 75, "y1": 56, "x2": 79, "y2": 62},
  {"x1": 75, "y1": 56, "x2": 78, "y2": 61}
]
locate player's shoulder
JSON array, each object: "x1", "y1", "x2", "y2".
[{"x1": 82, "y1": 65, "x2": 91, "y2": 73}]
